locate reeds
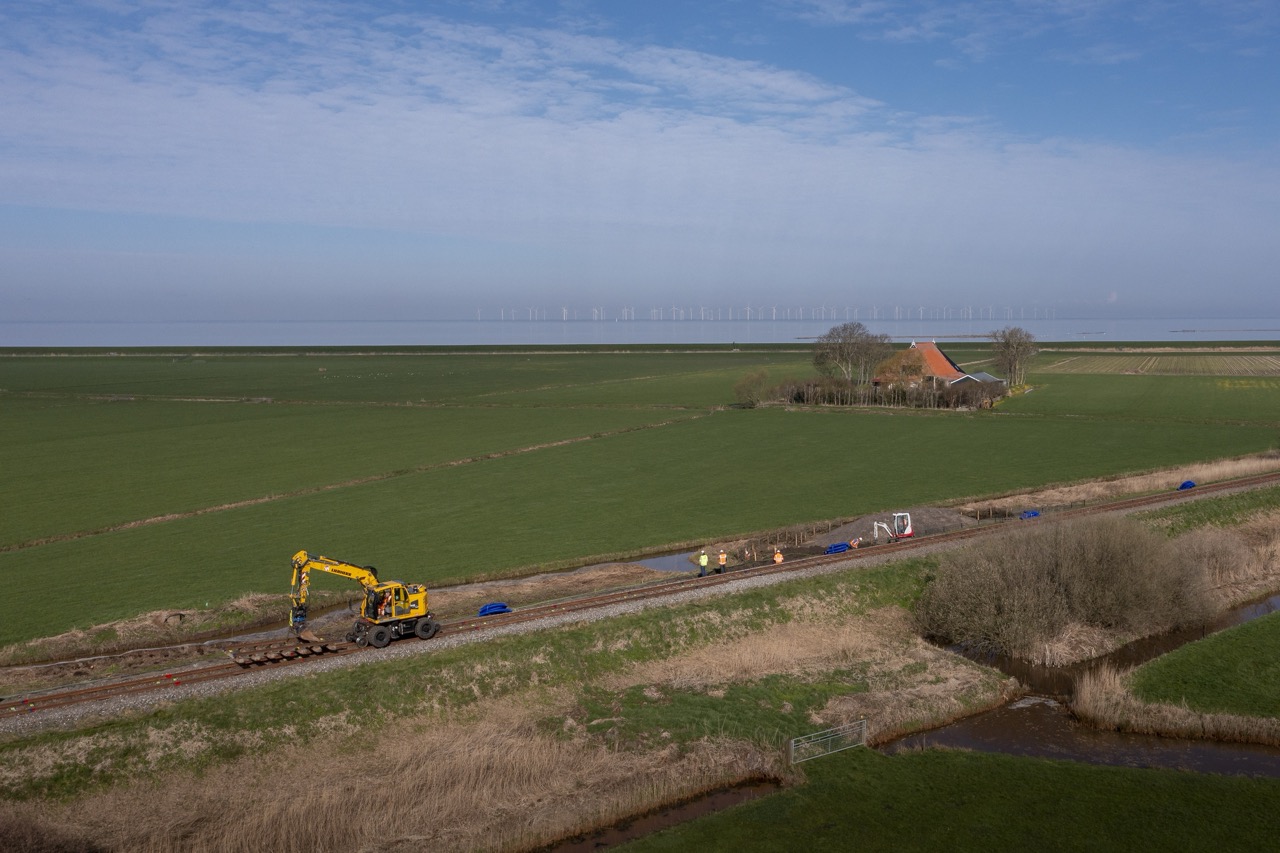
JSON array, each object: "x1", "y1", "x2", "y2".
[
  {"x1": 3, "y1": 695, "x2": 777, "y2": 853},
  {"x1": 1072, "y1": 665, "x2": 1280, "y2": 748}
]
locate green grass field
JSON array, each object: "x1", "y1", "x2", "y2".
[
  {"x1": 1129, "y1": 613, "x2": 1280, "y2": 718},
  {"x1": 620, "y1": 747, "x2": 1280, "y2": 852},
  {"x1": 2, "y1": 345, "x2": 1278, "y2": 646}
]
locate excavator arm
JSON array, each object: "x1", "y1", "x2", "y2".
[{"x1": 289, "y1": 550, "x2": 381, "y2": 636}]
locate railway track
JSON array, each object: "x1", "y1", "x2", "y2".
[{"x1": 6, "y1": 470, "x2": 1278, "y2": 719}]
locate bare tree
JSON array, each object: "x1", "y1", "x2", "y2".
[
  {"x1": 733, "y1": 369, "x2": 770, "y2": 408},
  {"x1": 990, "y1": 326, "x2": 1038, "y2": 386},
  {"x1": 814, "y1": 322, "x2": 892, "y2": 402}
]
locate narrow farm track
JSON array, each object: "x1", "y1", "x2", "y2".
[
  {"x1": 6, "y1": 469, "x2": 1280, "y2": 721},
  {"x1": 0, "y1": 413, "x2": 707, "y2": 554}
]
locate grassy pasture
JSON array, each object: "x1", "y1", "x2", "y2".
[
  {"x1": 1001, "y1": 372, "x2": 1280, "y2": 423},
  {"x1": 0, "y1": 350, "x2": 806, "y2": 406},
  {"x1": 0, "y1": 398, "x2": 687, "y2": 546},
  {"x1": 1129, "y1": 613, "x2": 1280, "y2": 719},
  {"x1": 1, "y1": 406, "x2": 1271, "y2": 646},
  {"x1": 622, "y1": 747, "x2": 1280, "y2": 852},
  {"x1": 2, "y1": 346, "x2": 1279, "y2": 647}
]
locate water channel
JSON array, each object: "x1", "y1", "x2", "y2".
[
  {"x1": 536, "y1": 566, "x2": 1280, "y2": 848},
  {"x1": 885, "y1": 593, "x2": 1280, "y2": 778},
  {"x1": 631, "y1": 552, "x2": 1280, "y2": 778}
]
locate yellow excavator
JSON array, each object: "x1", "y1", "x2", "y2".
[{"x1": 289, "y1": 550, "x2": 440, "y2": 648}]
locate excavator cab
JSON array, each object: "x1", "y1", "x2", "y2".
[
  {"x1": 871, "y1": 512, "x2": 914, "y2": 544},
  {"x1": 289, "y1": 551, "x2": 438, "y2": 648},
  {"x1": 892, "y1": 512, "x2": 914, "y2": 538}
]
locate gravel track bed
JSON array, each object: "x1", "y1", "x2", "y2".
[
  {"x1": 0, "y1": 545, "x2": 944, "y2": 739},
  {"x1": 3, "y1": 482, "x2": 1255, "y2": 739}
]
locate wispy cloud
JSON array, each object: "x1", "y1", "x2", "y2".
[
  {"x1": 0, "y1": 1, "x2": 1277, "y2": 320},
  {"x1": 779, "y1": 0, "x2": 1275, "y2": 64}
]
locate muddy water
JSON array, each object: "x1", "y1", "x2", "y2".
[
  {"x1": 886, "y1": 593, "x2": 1280, "y2": 777},
  {"x1": 958, "y1": 593, "x2": 1280, "y2": 697},
  {"x1": 885, "y1": 696, "x2": 1280, "y2": 778}
]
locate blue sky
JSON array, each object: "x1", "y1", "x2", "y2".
[{"x1": 2, "y1": 0, "x2": 1277, "y2": 323}]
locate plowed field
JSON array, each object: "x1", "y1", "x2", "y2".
[{"x1": 1040, "y1": 354, "x2": 1280, "y2": 376}]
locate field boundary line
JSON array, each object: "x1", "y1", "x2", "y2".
[{"x1": 1, "y1": 413, "x2": 708, "y2": 554}]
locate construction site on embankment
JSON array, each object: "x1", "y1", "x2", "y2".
[{"x1": 5, "y1": 455, "x2": 1280, "y2": 852}]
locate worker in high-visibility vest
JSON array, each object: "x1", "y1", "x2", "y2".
[
  {"x1": 773, "y1": 548, "x2": 784, "y2": 564},
  {"x1": 717, "y1": 550, "x2": 727, "y2": 573},
  {"x1": 698, "y1": 551, "x2": 709, "y2": 577}
]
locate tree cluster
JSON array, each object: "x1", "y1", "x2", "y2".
[
  {"x1": 914, "y1": 516, "x2": 1215, "y2": 661},
  {"x1": 990, "y1": 325, "x2": 1037, "y2": 386},
  {"x1": 733, "y1": 322, "x2": 1027, "y2": 410},
  {"x1": 812, "y1": 321, "x2": 892, "y2": 404}
]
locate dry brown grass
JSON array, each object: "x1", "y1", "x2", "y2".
[
  {"x1": 0, "y1": 599, "x2": 1017, "y2": 853},
  {"x1": 610, "y1": 605, "x2": 1017, "y2": 746},
  {"x1": 1072, "y1": 665, "x2": 1280, "y2": 748},
  {"x1": 1036, "y1": 622, "x2": 1117, "y2": 668},
  {"x1": 917, "y1": 516, "x2": 1213, "y2": 665},
  {"x1": 1, "y1": 693, "x2": 778, "y2": 853},
  {"x1": 954, "y1": 452, "x2": 1280, "y2": 514},
  {"x1": 1033, "y1": 523, "x2": 1280, "y2": 667}
]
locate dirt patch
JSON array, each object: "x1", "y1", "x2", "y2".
[{"x1": 806, "y1": 507, "x2": 979, "y2": 548}]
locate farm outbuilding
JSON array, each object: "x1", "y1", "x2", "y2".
[{"x1": 874, "y1": 341, "x2": 971, "y2": 390}]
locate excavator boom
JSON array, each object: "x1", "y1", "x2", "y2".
[{"x1": 287, "y1": 550, "x2": 437, "y2": 648}]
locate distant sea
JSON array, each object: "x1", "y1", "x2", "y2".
[{"x1": 3, "y1": 318, "x2": 1280, "y2": 348}]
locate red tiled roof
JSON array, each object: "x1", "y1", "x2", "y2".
[{"x1": 910, "y1": 341, "x2": 966, "y2": 382}]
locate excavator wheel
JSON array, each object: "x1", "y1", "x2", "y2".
[
  {"x1": 414, "y1": 618, "x2": 441, "y2": 640},
  {"x1": 368, "y1": 625, "x2": 392, "y2": 648}
]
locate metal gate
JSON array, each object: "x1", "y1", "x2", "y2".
[{"x1": 788, "y1": 719, "x2": 867, "y2": 764}]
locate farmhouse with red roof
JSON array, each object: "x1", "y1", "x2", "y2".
[{"x1": 876, "y1": 341, "x2": 975, "y2": 389}]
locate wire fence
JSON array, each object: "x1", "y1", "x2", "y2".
[{"x1": 788, "y1": 719, "x2": 868, "y2": 765}]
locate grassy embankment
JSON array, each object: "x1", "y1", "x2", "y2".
[
  {"x1": 618, "y1": 477, "x2": 1280, "y2": 853},
  {"x1": 0, "y1": 557, "x2": 1024, "y2": 852},
  {"x1": 4, "y1": 346, "x2": 1278, "y2": 653},
  {"x1": 1068, "y1": 485, "x2": 1280, "y2": 745}
]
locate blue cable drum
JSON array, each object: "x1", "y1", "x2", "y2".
[
  {"x1": 824, "y1": 542, "x2": 850, "y2": 554},
  {"x1": 478, "y1": 602, "x2": 512, "y2": 616},
  {"x1": 1019, "y1": 510, "x2": 1040, "y2": 520},
  {"x1": 1178, "y1": 480, "x2": 1196, "y2": 491}
]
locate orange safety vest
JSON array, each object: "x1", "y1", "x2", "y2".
[
  {"x1": 773, "y1": 551, "x2": 783, "y2": 564},
  {"x1": 718, "y1": 552, "x2": 727, "y2": 567}
]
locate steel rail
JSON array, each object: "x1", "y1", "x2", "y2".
[{"x1": 6, "y1": 470, "x2": 1278, "y2": 717}]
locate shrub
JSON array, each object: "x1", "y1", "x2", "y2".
[
  {"x1": 733, "y1": 369, "x2": 770, "y2": 407},
  {"x1": 914, "y1": 517, "x2": 1210, "y2": 660}
]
